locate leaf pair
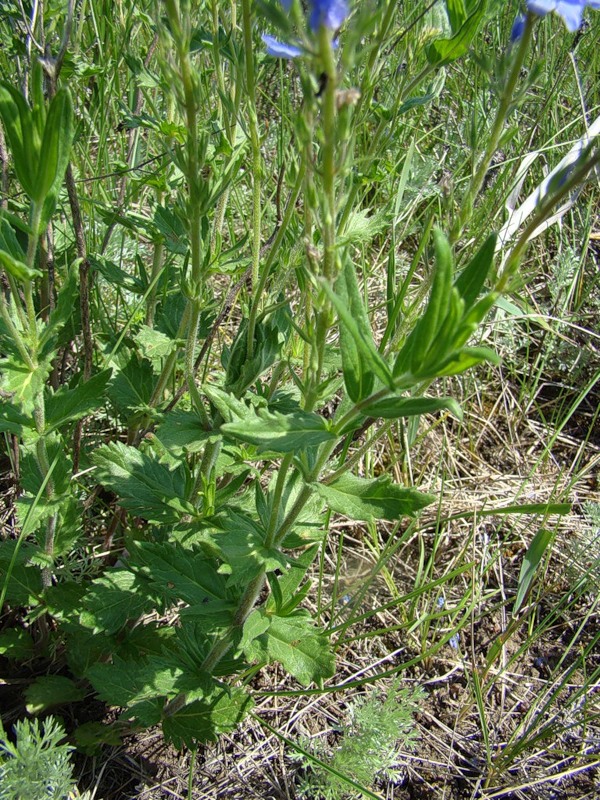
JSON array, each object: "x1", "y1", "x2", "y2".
[
  {"x1": 0, "y1": 79, "x2": 74, "y2": 234},
  {"x1": 426, "y1": 0, "x2": 489, "y2": 67},
  {"x1": 393, "y1": 230, "x2": 499, "y2": 380}
]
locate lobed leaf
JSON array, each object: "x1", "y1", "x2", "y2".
[{"x1": 242, "y1": 609, "x2": 335, "y2": 686}]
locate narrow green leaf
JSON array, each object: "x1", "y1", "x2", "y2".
[
  {"x1": 25, "y1": 676, "x2": 85, "y2": 714},
  {"x1": 514, "y1": 528, "x2": 553, "y2": 614},
  {"x1": 432, "y1": 345, "x2": 500, "y2": 377},
  {"x1": 336, "y1": 258, "x2": 375, "y2": 402},
  {"x1": 361, "y1": 395, "x2": 463, "y2": 421},
  {"x1": 38, "y1": 266, "x2": 79, "y2": 357},
  {"x1": 454, "y1": 233, "x2": 497, "y2": 308},
  {"x1": 37, "y1": 88, "x2": 74, "y2": 226},
  {"x1": 0, "y1": 249, "x2": 42, "y2": 280},
  {"x1": 321, "y1": 276, "x2": 394, "y2": 391},
  {"x1": 266, "y1": 544, "x2": 320, "y2": 615},
  {"x1": 315, "y1": 474, "x2": 434, "y2": 522},
  {"x1": 409, "y1": 228, "x2": 454, "y2": 373},
  {"x1": 0, "y1": 82, "x2": 37, "y2": 196},
  {"x1": 426, "y1": 0, "x2": 486, "y2": 66}
]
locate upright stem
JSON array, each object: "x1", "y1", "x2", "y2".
[
  {"x1": 242, "y1": 0, "x2": 262, "y2": 359},
  {"x1": 164, "y1": 0, "x2": 204, "y2": 381},
  {"x1": 451, "y1": 13, "x2": 534, "y2": 242}
]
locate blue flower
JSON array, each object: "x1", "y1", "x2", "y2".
[
  {"x1": 309, "y1": 0, "x2": 349, "y2": 32},
  {"x1": 262, "y1": 33, "x2": 303, "y2": 59},
  {"x1": 510, "y1": 13, "x2": 526, "y2": 42},
  {"x1": 527, "y1": 0, "x2": 600, "y2": 32},
  {"x1": 263, "y1": 0, "x2": 350, "y2": 59}
]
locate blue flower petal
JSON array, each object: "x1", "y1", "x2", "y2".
[
  {"x1": 309, "y1": 0, "x2": 349, "y2": 32},
  {"x1": 262, "y1": 34, "x2": 303, "y2": 59},
  {"x1": 510, "y1": 14, "x2": 526, "y2": 42},
  {"x1": 527, "y1": 0, "x2": 600, "y2": 30}
]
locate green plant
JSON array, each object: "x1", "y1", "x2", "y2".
[
  {"x1": 0, "y1": 716, "x2": 75, "y2": 800},
  {"x1": 0, "y1": 0, "x2": 598, "y2": 779},
  {"x1": 294, "y1": 683, "x2": 425, "y2": 799}
]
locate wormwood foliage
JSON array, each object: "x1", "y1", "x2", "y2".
[
  {"x1": 295, "y1": 684, "x2": 425, "y2": 799},
  {"x1": 0, "y1": 0, "x2": 597, "y2": 762},
  {"x1": 0, "y1": 716, "x2": 75, "y2": 800}
]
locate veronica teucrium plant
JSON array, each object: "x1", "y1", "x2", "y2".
[{"x1": 0, "y1": 0, "x2": 598, "y2": 750}]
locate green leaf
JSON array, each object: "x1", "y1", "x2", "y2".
[
  {"x1": 153, "y1": 204, "x2": 188, "y2": 254},
  {"x1": 107, "y1": 354, "x2": 154, "y2": 420},
  {"x1": 361, "y1": 395, "x2": 463, "y2": 421},
  {"x1": 36, "y1": 88, "x2": 74, "y2": 225},
  {"x1": 73, "y1": 722, "x2": 123, "y2": 755},
  {"x1": 266, "y1": 544, "x2": 319, "y2": 615},
  {"x1": 44, "y1": 370, "x2": 111, "y2": 432},
  {"x1": 92, "y1": 441, "x2": 196, "y2": 523},
  {"x1": 0, "y1": 82, "x2": 37, "y2": 197},
  {"x1": 25, "y1": 676, "x2": 85, "y2": 714},
  {"x1": 243, "y1": 610, "x2": 335, "y2": 686},
  {"x1": 426, "y1": 0, "x2": 486, "y2": 66},
  {"x1": 129, "y1": 540, "x2": 232, "y2": 609},
  {"x1": 445, "y1": 0, "x2": 468, "y2": 30},
  {"x1": 135, "y1": 325, "x2": 178, "y2": 364},
  {"x1": 454, "y1": 233, "x2": 497, "y2": 308},
  {"x1": 514, "y1": 528, "x2": 553, "y2": 614},
  {"x1": 80, "y1": 569, "x2": 160, "y2": 635},
  {"x1": 212, "y1": 511, "x2": 287, "y2": 587},
  {"x1": 0, "y1": 628, "x2": 35, "y2": 660},
  {"x1": 0, "y1": 402, "x2": 35, "y2": 436},
  {"x1": 336, "y1": 258, "x2": 375, "y2": 402},
  {"x1": 239, "y1": 608, "x2": 271, "y2": 654},
  {"x1": 0, "y1": 249, "x2": 42, "y2": 280},
  {"x1": 90, "y1": 255, "x2": 146, "y2": 293},
  {"x1": 0, "y1": 355, "x2": 52, "y2": 414},
  {"x1": 315, "y1": 474, "x2": 434, "y2": 522},
  {"x1": 87, "y1": 655, "x2": 182, "y2": 708},
  {"x1": 38, "y1": 266, "x2": 79, "y2": 357},
  {"x1": 222, "y1": 408, "x2": 336, "y2": 454},
  {"x1": 163, "y1": 684, "x2": 253, "y2": 747},
  {"x1": 155, "y1": 409, "x2": 217, "y2": 456},
  {"x1": 203, "y1": 384, "x2": 253, "y2": 423},
  {"x1": 433, "y1": 345, "x2": 500, "y2": 377},
  {"x1": 410, "y1": 228, "x2": 454, "y2": 373},
  {"x1": 321, "y1": 275, "x2": 394, "y2": 392},
  {"x1": 224, "y1": 307, "x2": 290, "y2": 395}
]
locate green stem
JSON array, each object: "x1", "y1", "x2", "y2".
[
  {"x1": 242, "y1": 0, "x2": 262, "y2": 360},
  {"x1": 319, "y1": 27, "x2": 338, "y2": 283},
  {"x1": 264, "y1": 452, "x2": 294, "y2": 547},
  {"x1": 451, "y1": 13, "x2": 534, "y2": 242}
]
